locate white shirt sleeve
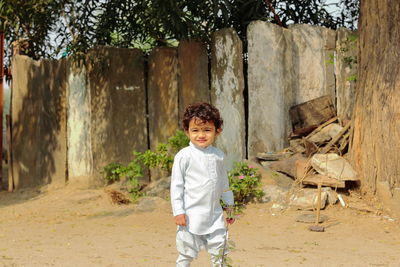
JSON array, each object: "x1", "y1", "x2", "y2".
[
  {"x1": 170, "y1": 153, "x2": 187, "y2": 216},
  {"x1": 221, "y1": 165, "x2": 234, "y2": 207}
]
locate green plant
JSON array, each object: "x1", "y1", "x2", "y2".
[
  {"x1": 134, "y1": 131, "x2": 189, "y2": 174},
  {"x1": 103, "y1": 162, "x2": 124, "y2": 183},
  {"x1": 126, "y1": 177, "x2": 142, "y2": 202},
  {"x1": 228, "y1": 162, "x2": 264, "y2": 212},
  {"x1": 347, "y1": 73, "x2": 357, "y2": 82},
  {"x1": 326, "y1": 53, "x2": 335, "y2": 65},
  {"x1": 214, "y1": 238, "x2": 236, "y2": 267},
  {"x1": 102, "y1": 130, "x2": 189, "y2": 200},
  {"x1": 168, "y1": 130, "x2": 190, "y2": 154},
  {"x1": 103, "y1": 160, "x2": 144, "y2": 201},
  {"x1": 343, "y1": 55, "x2": 357, "y2": 69}
]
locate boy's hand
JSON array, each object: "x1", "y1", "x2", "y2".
[
  {"x1": 226, "y1": 217, "x2": 235, "y2": 225},
  {"x1": 225, "y1": 206, "x2": 235, "y2": 225},
  {"x1": 175, "y1": 214, "x2": 187, "y2": 226}
]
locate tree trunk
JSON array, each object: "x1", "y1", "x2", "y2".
[{"x1": 352, "y1": 0, "x2": 400, "y2": 214}]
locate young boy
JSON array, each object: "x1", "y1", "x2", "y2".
[{"x1": 170, "y1": 102, "x2": 235, "y2": 267}]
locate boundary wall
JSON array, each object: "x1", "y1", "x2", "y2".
[{"x1": 9, "y1": 22, "x2": 356, "y2": 188}]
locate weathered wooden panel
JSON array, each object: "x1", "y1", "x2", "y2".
[
  {"x1": 211, "y1": 28, "x2": 246, "y2": 169},
  {"x1": 247, "y1": 21, "x2": 294, "y2": 157},
  {"x1": 87, "y1": 46, "x2": 147, "y2": 185},
  {"x1": 178, "y1": 40, "x2": 210, "y2": 121},
  {"x1": 336, "y1": 28, "x2": 358, "y2": 121},
  {"x1": 289, "y1": 95, "x2": 336, "y2": 132},
  {"x1": 11, "y1": 55, "x2": 67, "y2": 189}
]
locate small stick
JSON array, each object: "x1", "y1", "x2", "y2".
[
  {"x1": 309, "y1": 181, "x2": 325, "y2": 232},
  {"x1": 220, "y1": 225, "x2": 229, "y2": 266},
  {"x1": 315, "y1": 181, "x2": 322, "y2": 225}
]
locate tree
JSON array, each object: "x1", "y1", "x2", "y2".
[
  {"x1": 1, "y1": 0, "x2": 359, "y2": 63},
  {"x1": 0, "y1": 0, "x2": 65, "y2": 64},
  {"x1": 93, "y1": 0, "x2": 359, "y2": 50},
  {"x1": 352, "y1": 0, "x2": 400, "y2": 215}
]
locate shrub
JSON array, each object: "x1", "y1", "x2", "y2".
[
  {"x1": 102, "y1": 130, "x2": 189, "y2": 200},
  {"x1": 228, "y1": 162, "x2": 264, "y2": 212}
]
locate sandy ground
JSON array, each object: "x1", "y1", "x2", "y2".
[{"x1": 0, "y1": 185, "x2": 399, "y2": 267}]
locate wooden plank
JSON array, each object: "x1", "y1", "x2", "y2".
[
  {"x1": 320, "y1": 121, "x2": 351, "y2": 154},
  {"x1": 305, "y1": 116, "x2": 338, "y2": 140},
  {"x1": 302, "y1": 174, "x2": 345, "y2": 188},
  {"x1": 338, "y1": 132, "x2": 350, "y2": 153},
  {"x1": 289, "y1": 95, "x2": 336, "y2": 132},
  {"x1": 303, "y1": 138, "x2": 318, "y2": 157},
  {"x1": 256, "y1": 152, "x2": 293, "y2": 161}
]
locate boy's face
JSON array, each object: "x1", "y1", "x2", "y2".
[{"x1": 185, "y1": 117, "x2": 221, "y2": 148}]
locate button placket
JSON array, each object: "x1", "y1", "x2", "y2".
[{"x1": 209, "y1": 155, "x2": 217, "y2": 180}]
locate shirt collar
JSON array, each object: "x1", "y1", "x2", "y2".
[{"x1": 189, "y1": 141, "x2": 213, "y2": 152}]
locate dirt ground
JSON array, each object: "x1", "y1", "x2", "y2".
[{"x1": 0, "y1": 184, "x2": 399, "y2": 267}]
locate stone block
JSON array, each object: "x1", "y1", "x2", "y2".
[
  {"x1": 311, "y1": 153, "x2": 358, "y2": 181},
  {"x1": 247, "y1": 21, "x2": 294, "y2": 157},
  {"x1": 143, "y1": 176, "x2": 171, "y2": 199},
  {"x1": 67, "y1": 62, "x2": 93, "y2": 180},
  {"x1": 177, "y1": 40, "x2": 210, "y2": 121},
  {"x1": 11, "y1": 55, "x2": 67, "y2": 189},
  {"x1": 148, "y1": 47, "x2": 179, "y2": 151},
  {"x1": 289, "y1": 24, "x2": 336, "y2": 105},
  {"x1": 261, "y1": 184, "x2": 289, "y2": 204},
  {"x1": 86, "y1": 46, "x2": 147, "y2": 185},
  {"x1": 211, "y1": 28, "x2": 246, "y2": 169},
  {"x1": 289, "y1": 188, "x2": 328, "y2": 210},
  {"x1": 336, "y1": 28, "x2": 358, "y2": 121}
]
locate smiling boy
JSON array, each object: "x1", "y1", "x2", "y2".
[{"x1": 170, "y1": 102, "x2": 234, "y2": 267}]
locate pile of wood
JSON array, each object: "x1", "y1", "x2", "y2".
[{"x1": 257, "y1": 95, "x2": 357, "y2": 189}]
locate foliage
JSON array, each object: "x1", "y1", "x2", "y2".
[
  {"x1": 341, "y1": 33, "x2": 358, "y2": 82},
  {"x1": 57, "y1": 0, "x2": 103, "y2": 60},
  {"x1": 126, "y1": 176, "x2": 143, "y2": 202},
  {"x1": 215, "y1": 239, "x2": 236, "y2": 267},
  {"x1": 167, "y1": 130, "x2": 191, "y2": 154},
  {"x1": 135, "y1": 130, "x2": 190, "y2": 173},
  {"x1": 103, "y1": 130, "x2": 189, "y2": 199},
  {"x1": 103, "y1": 161, "x2": 143, "y2": 201},
  {"x1": 334, "y1": 0, "x2": 359, "y2": 30},
  {"x1": 103, "y1": 162, "x2": 125, "y2": 183},
  {"x1": 0, "y1": 0, "x2": 66, "y2": 65},
  {"x1": 228, "y1": 162, "x2": 264, "y2": 212},
  {"x1": 2, "y1": 0, "x2": 360, "y2": 64},
  {"x1": 347, "y1": 73, "x2": 357, "y2": 82},
  {"x1": 93, "y1": 0, "x2": 360, "y2": 49}
]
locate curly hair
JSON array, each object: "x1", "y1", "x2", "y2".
[{"x1": 182, "y1": 102, "x2": 223, "y2": 131}]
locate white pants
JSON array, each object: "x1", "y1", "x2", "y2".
[{"x1": 176, "y1": 226, "x2": 228, "y2": 267}]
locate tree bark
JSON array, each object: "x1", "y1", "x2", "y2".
[{"x1": 352, "y1": 1, "x2": 400, "y2": 195}]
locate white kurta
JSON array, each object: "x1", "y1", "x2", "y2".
[{"x1": 170, "y1": 142, "x2": 234, "y2": 235}]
